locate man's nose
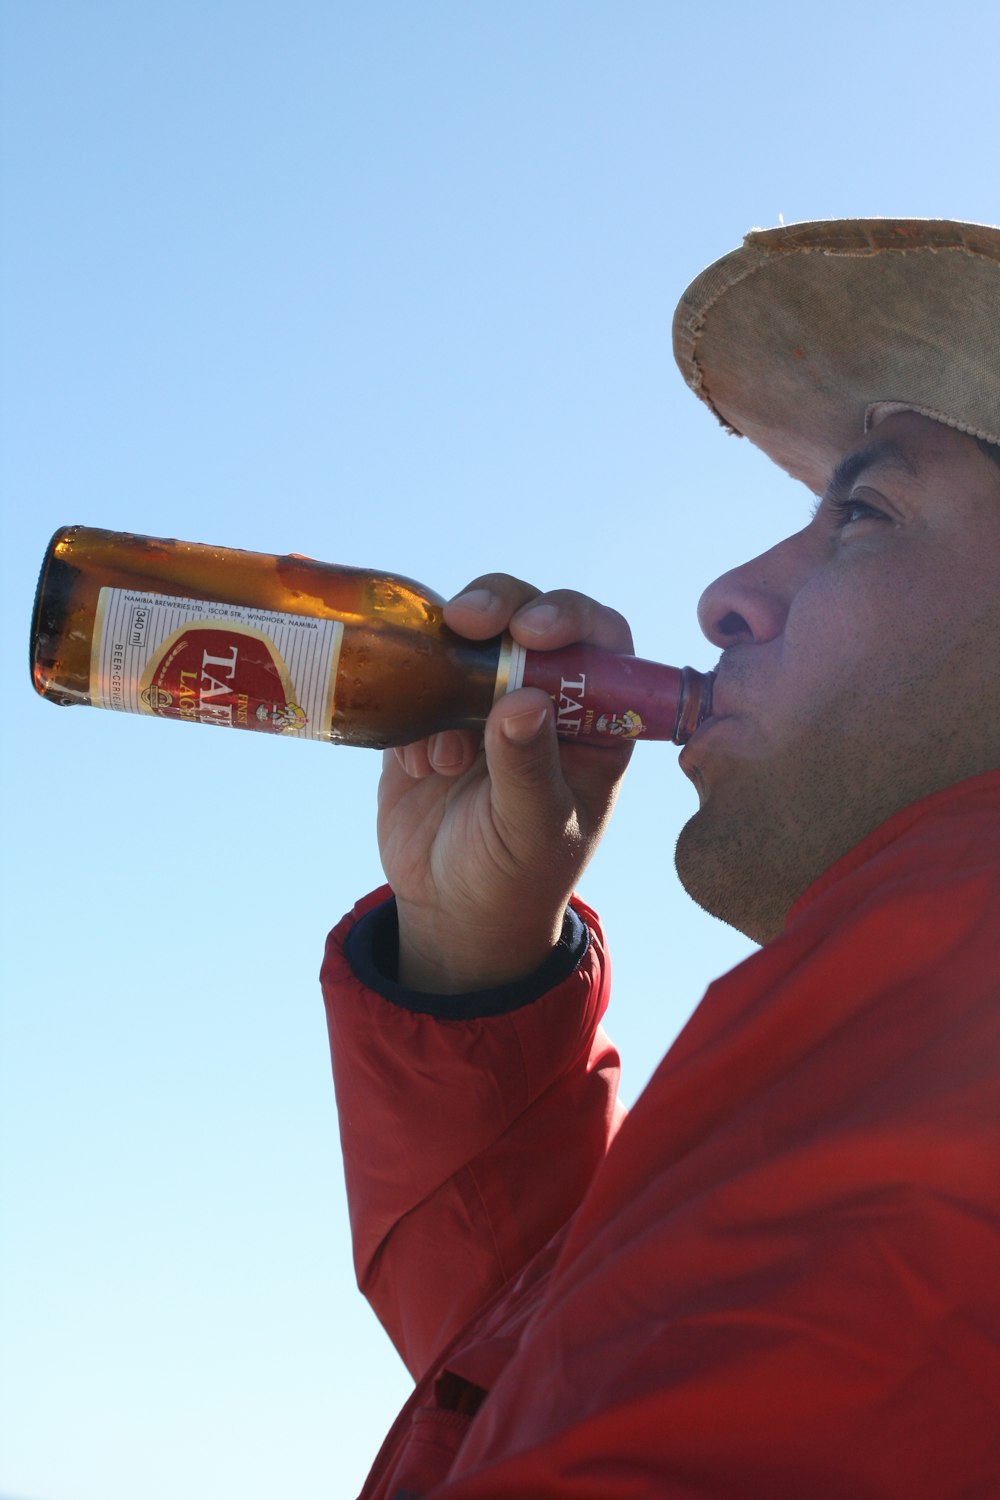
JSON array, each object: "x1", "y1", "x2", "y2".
[{"x1": 696, "y1": 534, "x2": 804, "y2": 649}]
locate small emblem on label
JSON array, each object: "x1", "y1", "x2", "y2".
[
  {"x1": 254, "y1": 701, "x2": 308, "y2": 734},
  {"x1": 595, "y1": 709, "x2": 645, "y2": 738}
]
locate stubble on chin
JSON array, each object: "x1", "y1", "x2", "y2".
[
  {"x1": 674, "y1": 802, "x2": 790, "y2": 946},
  {"x1": 673, "y1": 747, "x2": 930, "y2": 947},
  {"x1": 672, "y1": 749, "x2": 860, "y2": 946}
]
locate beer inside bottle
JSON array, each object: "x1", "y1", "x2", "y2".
[{"x1": 30, "y1": 526, "x2": 712, "y2": 749}]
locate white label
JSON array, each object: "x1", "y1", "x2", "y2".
[{"x1": 91, "y1": 588, "x2": 344, "y2": 740}]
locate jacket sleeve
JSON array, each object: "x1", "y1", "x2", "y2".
[{"x1": 320, "y1": 885, "x2": 625, "y2": 1380}]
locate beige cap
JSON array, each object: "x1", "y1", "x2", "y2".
[{"x1": 672, "y1": 218, "x2": 1000, "y2": 495}]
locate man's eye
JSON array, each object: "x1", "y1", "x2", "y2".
[{"x1": 829, "y1": 492, "x2": 888, "y2": 529}]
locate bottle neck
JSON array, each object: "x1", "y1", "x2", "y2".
[{"x1": 500, "y1": 636, "x2": 712, "y2": 745}]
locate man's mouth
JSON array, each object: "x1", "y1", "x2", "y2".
[{"x1": 674, "y1": 667, "x2": 716, "y2": 744}]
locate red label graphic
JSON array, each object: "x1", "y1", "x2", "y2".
[{"x1": 139, "y1": 625, "x2": 307, "y2": 734}]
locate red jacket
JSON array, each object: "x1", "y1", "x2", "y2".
[{"x1": 322, "y1": 772, "x2": 1000, "y2": 1498}]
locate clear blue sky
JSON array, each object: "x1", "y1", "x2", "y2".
[{"x1": 2, "y1": 3, "x2": 997, "y2": 1497}]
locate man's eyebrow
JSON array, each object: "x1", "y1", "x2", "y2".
[{"x1": 815, "y1": 439, "x2": 921, "y2": 512}]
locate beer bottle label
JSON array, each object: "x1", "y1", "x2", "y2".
[{"x1": 90, "y1": 587, "x2": 344, "y2": 739}]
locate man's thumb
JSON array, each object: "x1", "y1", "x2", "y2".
[{"x1": 484, "y1": 689, "x2": 566, "y2": 831}]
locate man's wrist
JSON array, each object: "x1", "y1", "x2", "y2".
[
  {"x1": 344, "y1": 897, "x2": 590, "y2": 1017},
  {"x1": 396, "y1": 902, "x2": 565, "y2": 995}
]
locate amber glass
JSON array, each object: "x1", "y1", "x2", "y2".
[{"x1": 31, "y1": 526, "x2": 712, "y2": 749}]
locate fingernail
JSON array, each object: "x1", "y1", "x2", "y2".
[
  {"x1": 399, "y1": 745, "x2": 422, "y2": 778},
  {"x1": 429, "y1": 731, "x2": 464, "y2": 770},
  {"x1": 516, "y1": 603, "x2": 560, "y2": 636},
  {"x1": 450, "y1": 587, "x2": 495, "y2": 613},
  {"x1": 501, "y1": 705, "x2": 549, "y2": 743}
]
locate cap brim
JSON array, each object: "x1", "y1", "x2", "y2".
[{"x1": 672, "y1": 219, "x2": 1000, "y2": 496}]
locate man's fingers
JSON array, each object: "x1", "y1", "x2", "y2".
[
  {"x1": 393, "y1": 730, "x2": 481, "y2": 779},
  {"x1": 428, "y1": 730, "x2": 480, "y2": 776},
  {"x1": 445, "y1": 574, "x2": 540, "y2": 639},
  {"x1": 392, "y1": 741, "x2": 434, "y2": 778},
  {"x1": 445, "y1": 575, "x2": 634, "y2": 657},
  {"x1": 511, "y1": 589, "x2": 634, "y2": 654},
  {"x1": 445, "y1": 576, "x2": 632, "y2": 655}
]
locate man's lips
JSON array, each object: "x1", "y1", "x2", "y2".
[
  {"x1": 679, "y1": 707, "x2": 726, "y2": 752},
  {"x1": 694, "y1": 659, "x2": 742, "y2": 723},
  {"x1": 676, "y1": 672, "x2": 740, "y2": 775},
  {"x1": 676, "y1": 711, "x2": 741, "y2": 787}
]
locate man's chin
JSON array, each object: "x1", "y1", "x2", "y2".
[{"x1": 674, "y1": 806, "x2": 777, "y2": 946}]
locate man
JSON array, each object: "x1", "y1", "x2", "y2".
[{"x1": 322, "y1": 219, "x2": 1000, "y2": 1498}]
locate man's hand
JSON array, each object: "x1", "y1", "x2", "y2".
[{"x1": 377, "y1": 575, "x2": 635, "y2": 994}]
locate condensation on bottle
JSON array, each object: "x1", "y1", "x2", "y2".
[{"x1": 30, "y1": 526, "x2": 713, "y2": 750}]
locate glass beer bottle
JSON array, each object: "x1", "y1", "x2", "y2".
[{"x1": 30, "y1": 526, "x2": 713, "y2": 750}]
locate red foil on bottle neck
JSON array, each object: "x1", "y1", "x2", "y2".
[{"x1": 516, "y1": 641, "x2": 702, "y2": 744}]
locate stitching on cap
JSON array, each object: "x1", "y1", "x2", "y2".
[{"x1": 865, "y1": 400, "x2": 1000, "y2": 445}]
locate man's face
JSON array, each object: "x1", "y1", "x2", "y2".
[{"x1": 675, "y1": 412, "x2": 1000, "y2": 944}]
